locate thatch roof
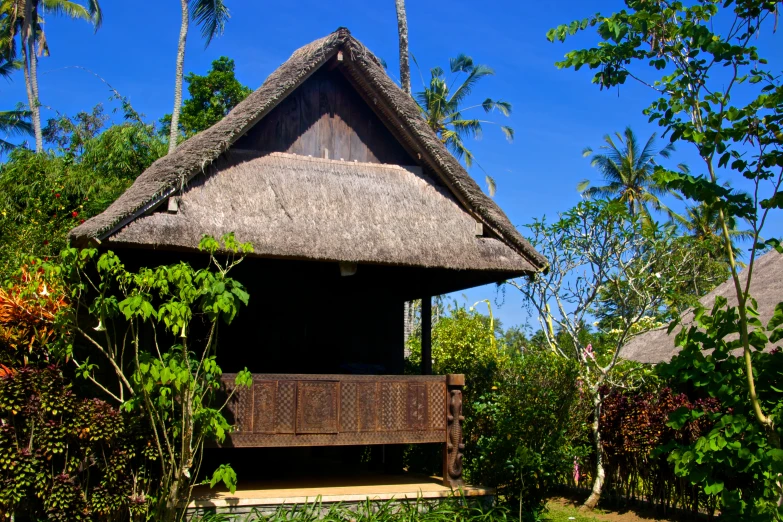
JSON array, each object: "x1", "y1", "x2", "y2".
[
  {"x1": 69, "y1": 28, "x2": 546, "y2": 274},
  {"x1": 621, "y1": 250, "x2": 783, "y2": 364},
  {"x1": 108, "y1": 151, "x2": 534, "y2": 271}
]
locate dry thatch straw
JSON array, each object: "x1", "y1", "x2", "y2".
[
  {"x1": 110, "y1": 152, "x2": 534, "y2": 271},
  {"x1": 622, "y1": 250, "x2": 783, "y2": 364},
  {"x1": 69, "y1": 28, "x2": 546, "y2": 274}
]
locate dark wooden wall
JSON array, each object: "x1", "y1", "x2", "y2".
[{"x1": 234, "y1": 68, "x2": 414, "y2": 165}]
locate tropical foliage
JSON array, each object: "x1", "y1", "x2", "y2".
[
  {"x1": 0, "y1": 0, "x2": 103, "y2": 153},
  {"x1": 550, "y1": 0, "x2": 783, "y2": 516},
  {"x1": 406, "y1": 304, "x2": 592, "y2": 519},
  {"x1": 0, "y1": 98, "x2": 165, "y2": 279},
  {"x1": 578, "y1": 127, "x2": 677, "y2": 220},
  {"x1": 658, "y1": 298, "x2": 783, "y2": 520},
  {"x1": 192, "y1": 497, "x2": 511, "y2": 522},
  {"x1": 0, "y1": 264, "x2": 155, "y2": 519},
  {"x1": 512, "y1": 199, "x2": 730, "y2": 508},
  {"x1": 161, "y1": 56, "x2": 251, "y2": 139},
  {"x1": 54, "y1": 234, "x2": 254, "y2": 520},
  {"x1": 471, "y1": 349, "x2": 591, "y2": 519},
  {"x1": 0, "y1": 107, "x2": 31, "y2": 152},
  {"x1": 416, "y1": 55, "x2": 513, "y2": 195}
]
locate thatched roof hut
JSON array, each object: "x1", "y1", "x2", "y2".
[
  {"x1": 70, "y1": 28, "x2": 546, "y2": 276},
  {"x1": 67, "y1": 27, "x2": 547, "y2": 489},
  {"x1": 621, "y1": 250, "x2": 783, "y2": 364}
]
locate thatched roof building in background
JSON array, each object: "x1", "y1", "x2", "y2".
[
  {"x1": 622, "y1": 250, "x2": 783, "y2": 364},
  {"x1": 69, "y1": 28, "x2": 546, "y2": 275}
]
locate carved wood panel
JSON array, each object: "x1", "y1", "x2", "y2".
[
  {"x1": 220, "y1": 374, "x2": 452, "y2": 448},
  {"x1": 252, "y1": 382, "x2": 276, "y2": 433},
  {"x1": 296, "y1": 381, "x2": 339, "y2": 434}
]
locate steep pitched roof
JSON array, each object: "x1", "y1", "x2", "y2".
[
  {"x1": 69, "y1": 28, "x2": 547, "y2": 272},
  {"x1": 621, "y1": 250, "x2": 783, "y2": 364}
]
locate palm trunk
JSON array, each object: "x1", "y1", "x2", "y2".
[
  {"x1": 394, "y1": 0, "x2": 411, "y2": 95},
  {"x1": 583, "y1": 391, "x2": 605, "y2": 510},
  {"x1": 168, "y1": 0, "x2": 189, "y2": 154},
  {"x1": 22, "y1": 0, "x2": 42, "y2": 153}
]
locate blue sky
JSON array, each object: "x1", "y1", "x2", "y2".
[{"x1": 1, "y1": 0, "x2": 781, "y2": 331}]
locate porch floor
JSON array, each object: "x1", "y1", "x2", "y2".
[{"x1": 188, "y1": 473, "x2": 494, "y2": 511}]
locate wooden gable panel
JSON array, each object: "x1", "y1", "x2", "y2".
[{"x1": 234, "y1": 68, "x2": 414, "y2": 165}]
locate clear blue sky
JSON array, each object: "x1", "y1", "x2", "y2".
[{"x1": 1, "y1": 1, "x2": 781, "y2": 331}]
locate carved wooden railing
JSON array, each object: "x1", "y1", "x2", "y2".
[{"x1": 220, "y1": 373, "x2": 465, "y2": 487}]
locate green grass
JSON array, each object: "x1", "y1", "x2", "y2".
[{"x1": 192, "y1": 496, "x2": 511, "y2": 521}]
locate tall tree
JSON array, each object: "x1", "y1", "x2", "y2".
[
  {"x1": 416, "y1": 55, "x2": 513, "y2": 195},
  {"x1": 161, "y1": 55, "x2": 249, "y2": 138},
  {"x1": 394, "y1": 0, "x2": 410, "y2": 94},
  {"x1": 578, "y1": 127, "x2": 677, "y2": 220},
  {"x1": 550, "y1": 1, "x2": 783, "y2": 515},
  {"x1": 0, "y1": 0, "x2": 102, "y2": 153},
  {"x1": 513, "y1": 200, "x2": 726, "y2": 510},
  {"x1": 168, "y1": 0, "x2": 229, "y2": 154}
]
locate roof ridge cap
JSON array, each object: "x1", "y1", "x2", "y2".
[{"x1": 262, "y1": 151, "x2": 418, "y2": 171}]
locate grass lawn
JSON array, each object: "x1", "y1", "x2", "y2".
[{"x1": 543, "y1": 497, "x2": 677, "y2": 522}]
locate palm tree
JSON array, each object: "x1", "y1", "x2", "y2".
[
  {"x1": 416, "y1": 55, "x2": 513, "y2": 196},
  {"x1": 168, "y1": 0, "x2": 229, "y2": 155},
  {"x1": 394, "y1": 0, "x2": 410, "y2": 95},
  {"x1": 672, "y1": 201, "x2": 753, "y2": 259},
  {"x1": 578, "y1": 127, "x2": 677, "y2": 220},
  {"x1": 0, "y1": 0, "x2": 101, "y2": 153},
  {"x1": 0, "y1": 107, "x2": 32, "y2": 152}
]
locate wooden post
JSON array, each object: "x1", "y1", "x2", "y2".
[
  {"x1": 443, "y1": 373, "x2": 465, "y2": 488},
  {"x1": 421, "y1": 296, "x2": 432, "y2": 375}
]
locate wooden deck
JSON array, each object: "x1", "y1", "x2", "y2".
[{"x1": 187, "y1": 473, "x2": 494, "y2": 517}]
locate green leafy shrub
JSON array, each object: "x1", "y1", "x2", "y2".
[
  {"x1": 406, "y1": 305, "x2": 507, "y2": 477},
  {"x1": 406, "y1": 306, "x2": 590, "y2": 518},
  {"x1": 55, "y1": 234, "x2": 254, "y2": 520},
  {"x1": 0, "y1": 365, "x2": 156, "y2": 520},
  {"x1": 471, "y1": 350, "x2": 590, "y2": 518},
  {"x1": 657, "y1": 297, "x2": 783, "y2": 521}
]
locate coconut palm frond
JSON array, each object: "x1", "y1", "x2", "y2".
[
  {"x1": 35, "y1": 26, "x2": 49, "y2": 57},
  {"x1": 442, "y1": 130, "x2": 474, "y2": 167},
  {"x1": 449, "y1": 63, "x2": 494, "y2": 106},
  {"x1": 481, "y1": 98, "x2": 512, "y2": 116},
  {"x1": 450, "y1": 118, "x2": 482, "y2": 140},
  {"x1": 0, "y1": 137, "x2": 18, "y2": 152},
  {"x1": 41, "y1": 0, "x2": 90, "y2": 21},
  {"x1": 485, "y1": 174, "x2": 496, "y2": 197},
  {"x1": 589, "y1": 153, "x2": 624, "y2": 180},
  {"x1": 582, "y1": 184, "x2": 625, "y2": 200},
  {"x1": 189, "y1": 0, "x2": 230, "y2": 48},
  {"x1": 0, "y1": 58, "x2": 20, "y2": 79},
  {"x1": 0, "y1": 108, "x2": 32, "y2": 135},
  {"x1": 449, "y1": 54, "x2": 473, "y2": 73},
  {"x1": 500, "y1": 125, "x2": 514, "y2": 143},
  {"x1": 0, "y1": 108, "x2": 32, "y2": 152}
]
